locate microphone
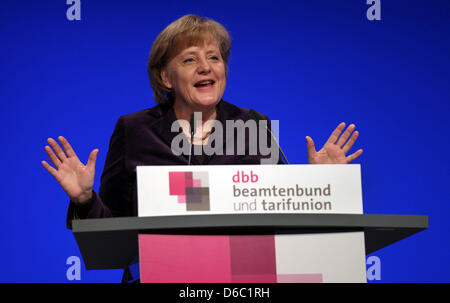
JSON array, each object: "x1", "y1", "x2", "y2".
[
  {"x1": 188, "y1": 112, "x2": 196, "y2": 165},
  {"x1": 249, "y1": 109, "x2": 290, "y2": 164}
]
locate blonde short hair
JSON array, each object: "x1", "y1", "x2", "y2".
[{"x1": 147, "y1": 14, "x2": 232, "y2": 104}]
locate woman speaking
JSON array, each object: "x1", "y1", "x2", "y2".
[{"x1": 42, "y1": 14, "x2": 363, "y2": 226}]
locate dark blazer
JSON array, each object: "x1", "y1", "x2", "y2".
[{"x1": 66, "y1": 100, "x2": 283, "y2": 228}]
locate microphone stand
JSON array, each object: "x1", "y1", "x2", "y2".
[
  {"x1": 188, "y1": 113, "x2": 196, "y2": 165},
  {"x1": 249, "y1": 109, "x2": 290, "y2": 164}
]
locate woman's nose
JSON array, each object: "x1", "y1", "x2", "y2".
[{"x1": 197, "y1": 57, "x2": 211, "y2": 74}]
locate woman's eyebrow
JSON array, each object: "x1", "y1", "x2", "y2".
[
  {"x1": 181, "y1": 51, "x2": 198, "y2": 56},
  {"x1": 181, "y1": 49, "x2": 219, "y2": 56}
]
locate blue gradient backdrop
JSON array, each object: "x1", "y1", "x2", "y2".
[{"x1": 0, "y1": 0, "x2": 449, "y2": 282}]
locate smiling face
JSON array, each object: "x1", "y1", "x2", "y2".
[{"x1": 161, "y1": 42, "x2": 226, "y2": 112}]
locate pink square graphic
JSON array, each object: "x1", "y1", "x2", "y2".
[
  {"x1": 232, "y1": 274, "x2": 277, "y2": 283},
  {"x1": 193, "y1": 179, "x2": 201, "y2": 187},
  {"x1": 185, "y1": 172, "x2": 193, "y2": 187},
  {"x1": 139, "y1": 234, "x2": 232, "y2": 283},
  {"x1": 168, "y1": 172, "x2": 186, "y2": 195},
  {"x1": 229, "y1": 235, "x2": 276, "y2": 275},
  {"x1": 277, "y1": 274, "x2": 323, "y2": 283},
  {"x1": 177, "y1": 195, "x2": 186, "y2": 203}
]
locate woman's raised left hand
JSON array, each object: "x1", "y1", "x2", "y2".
[{"x1": 306, "y1": 122, "x2": 363, "y2": 164}]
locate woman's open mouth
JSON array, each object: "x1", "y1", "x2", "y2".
[{"x1": 194, "y1": 80, "x2": 215, "y2": 89}]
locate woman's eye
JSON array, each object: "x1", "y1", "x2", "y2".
[
  {"x1": 183, "y1": 58, "x2": 195, "y2": 63},
  {"x1": 209, "y1": 56, "x2": 219, "y2": 61}
]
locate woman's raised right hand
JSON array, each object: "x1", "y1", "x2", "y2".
[{"x1": 42, "y1": 136, "x2": 98, "y2": 205}]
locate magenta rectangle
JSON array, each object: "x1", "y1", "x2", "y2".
[
  {"x1": 229, "y1": 235, "x2": 276, "y2": 275},
  {"x1": 277, "y1": 274, "x2": 323, "y2": 283},
  {"x1": 184, "y1": 172, "x2": 193, "y2": 187},
  {"x1": 177, "y1": 195, "x2": 186, "y2": 203},
  {"x1": 139, "y1": 234, "x2": 232, "y2": 283},
  {"x1": 232, "y1": 274, "x2": 277, "y2": 283},
  {"x1": 139, "y1": 234, "x2": 324, "y2": 283},
  {"x1": 168, "y1": 172, "x2": 186, "y2": 195},
  {"x1": 193, "y1": 179, "x2": 201, "y2": 187}
]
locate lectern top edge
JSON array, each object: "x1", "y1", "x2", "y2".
[{"x1": 72, "y1": 213, "x2": 428, "y2": 233}]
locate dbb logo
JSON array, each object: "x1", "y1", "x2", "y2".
[{"x1": 232, "y1": 171, "x2": 259, "y2": 183}]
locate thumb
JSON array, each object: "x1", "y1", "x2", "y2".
[
  {"x1": 305, "y1": 136, "x2": 316, "y2": 156},
  {"x1": 86, "y1": 149, "x2": 99, "y2": 170}
]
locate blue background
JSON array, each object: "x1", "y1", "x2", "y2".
[{"x1": 1, "y1": 0, "x2": 449, "y2": 282}]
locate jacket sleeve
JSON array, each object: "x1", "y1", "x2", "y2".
[{"x1": 66, "y1": 116, "x2": 133, "y2": 229}]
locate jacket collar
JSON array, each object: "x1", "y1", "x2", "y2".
[{"x1": 150, "y1": 100, "x2": 241, "y2": 163}]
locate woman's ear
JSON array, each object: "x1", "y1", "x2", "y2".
[{"x1": 161, "y1": 70, "x2": 172, "y2": 89}]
